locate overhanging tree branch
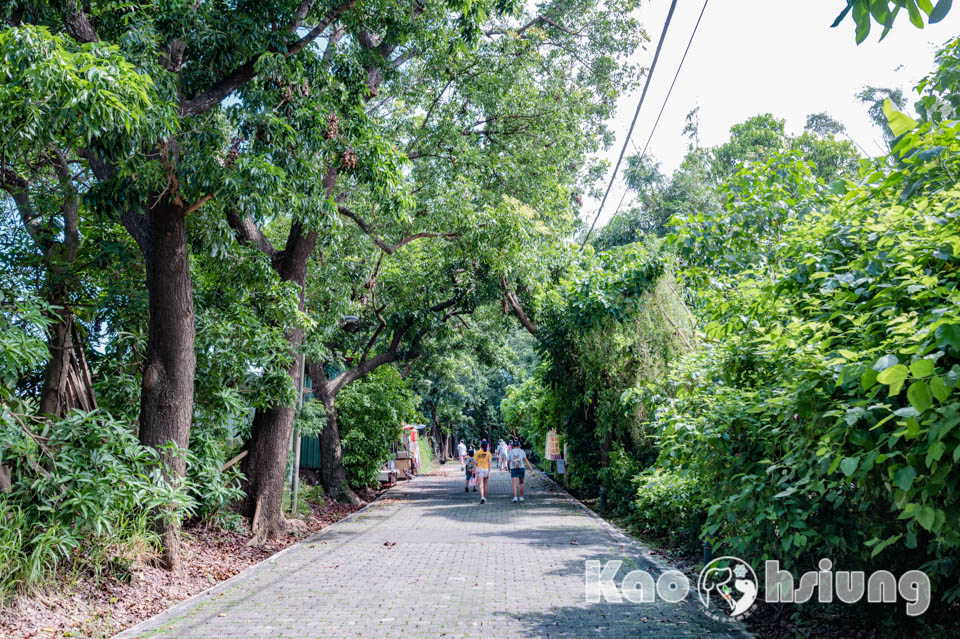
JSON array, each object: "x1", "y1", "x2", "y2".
[
  {"x1": 500, "y1": 275, "x2": 538, "y2": 335},
  {"x1": 179, "y1": 0, "x2": 358, "y2": 116},
  {"x1": 338, "y1": 206, "x2": 458, "y2": 254},
  {"x1": 330, "y1": 288, "x2": 465, "y2": 395},
  {"x1": 225, "y1": 209, "x2": 279, "y2": 258}
]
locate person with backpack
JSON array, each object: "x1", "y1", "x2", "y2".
[
  {"x1": 508, "y1": 439, "x2": 533, "y2": 502},
  {"x1": 464, "y1": 448, "x2": 477, "y2": 492},
  {"x1": 473, "y1": 440, "x2": 493, "y2": 504}
]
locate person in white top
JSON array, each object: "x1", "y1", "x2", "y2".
[
  {"x1": 457, "y1": 440, "x2": 468, "y2": 470},
  {"x1": 496, "y1": 439, "x2": 508, "y2": 471},
  {"x1": 508, "y1": 439, "x2": 534, "y2": 502}
]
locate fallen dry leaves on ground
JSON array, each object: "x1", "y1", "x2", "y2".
[{"x1": 0, "y1": 490, "x2": 374, "y2": 639}]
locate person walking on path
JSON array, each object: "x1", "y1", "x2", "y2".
[
  {"x1": 464, "y1": 448, "x2": 477, "y2": 492},
  {"x1": 473, "y1": 440, "x2": 492, "y2": 504},
  {"x1": 508, "y1": 439, "x2": 534, "y2": 502},
  {"x1": 496, "y1": 439, "x2": 508, "y2": 471},
  {"x1": 458, "y1": 439, "x2": 467, "y2": 470}
]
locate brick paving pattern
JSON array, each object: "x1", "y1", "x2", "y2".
[{"x1": 116, "y1": 466, "x2": 751, "y2": 638}]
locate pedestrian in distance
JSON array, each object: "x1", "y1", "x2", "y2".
[
  {"x1": 464, "y1": 448, "x2": 477, "y2": 492},
  {"x1": 508, "y1": 439, "x2": 534, "y2": 502},
  {"x1": 458, "y1": 439, "x2": 467, "y2": 471},
  {"x1": 496, "y1": 439, "x2": 508, "y2": 471},
  {"x1": 474, "y1": 440, "x2": 493, "y2": 504}
]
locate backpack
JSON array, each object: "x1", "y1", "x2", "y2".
[
  {"x1": 509, "y1": 448, "x2": 524, "y2": 469},
  {"x1": 465, "y1": 457, "x2": 476, "y2": 473}
]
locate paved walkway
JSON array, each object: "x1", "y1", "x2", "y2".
[{"x1": 116, "y1": 466, "x2": 750, "y2": 638}]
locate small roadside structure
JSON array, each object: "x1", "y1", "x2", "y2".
[{"x1": 390, "y1": 424, "x2": 423, "y2": 479}]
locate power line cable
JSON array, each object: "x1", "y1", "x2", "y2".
[
  {"x1": 637, "y1": 0, "x2": 709, "y2": 163},
  {"x1": 579, "y1": 0, "x2": 679, "y2": 250},
  {"x1": 605, "y1": 0, "x2": 711, "y2": 234}
]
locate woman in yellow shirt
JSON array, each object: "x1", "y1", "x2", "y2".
[{"x1": 473, "y1": 440, "x2": 492, "y2": 504}]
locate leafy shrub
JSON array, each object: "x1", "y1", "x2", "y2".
[
  {"x1": 654, "y1": 55, "x2": 960, "y2": 604},
  {"x1": 0, "y1": 293, "x2": 50, "y2": 400},
  {"x1": 184, "y1": 425, "x2": 246, "y2": 525},
  {"x1": 513, "y1": 241, "x2": 692, "y2": 500},
  {"x1": 597, "y1": 446, "x2": 643, "y2": 517},
  {"x1": 629, "y1": 467, "x2": 704, "y2": 553},
  {"x1": 337, "y1": 367, "x2": 421, "y2": 488},
  {"x1": 0, "y1": 409, "x2": 191, "y2": 598}
]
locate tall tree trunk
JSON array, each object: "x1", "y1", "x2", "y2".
[
  {"x1": 429, "y1": 403, "x2": 445, "y2": 462},
  {"x1": 240, "y1": 311, "x2": 305, "y2": 538},
  {"x1": 241, "y1": 227, "x2": 315, "y2": 536},
  {"x1": 242, "y1": 328, "x2": 306, "y2": 537},
  {"x1": 319, "y1": 390, "x2": 348, "y2": 499},
  {"x1": 310, "y1": 370, "x2": 360, "y2": 505},
  {"x1": 243, "y1": 392, "x2": 298, "y2": 538},
  {"x1": 137, "y1": 204, "x2": 196, "y2": 572}
]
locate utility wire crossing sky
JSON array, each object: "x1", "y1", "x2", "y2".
[{"x1": 585, "y1": 1, "x2": 960, "y2": 229}]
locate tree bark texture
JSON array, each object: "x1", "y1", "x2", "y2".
[
  {"x1": 137, "y1": 203, "x2": 196, "y2": 571},
  {"x1": 241, "y1": 223, "x2": 316, "y2": 536}
]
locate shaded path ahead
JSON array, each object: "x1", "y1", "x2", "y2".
[{"x1": 117, "y1": 466, "x2": 750, "y2": 638}]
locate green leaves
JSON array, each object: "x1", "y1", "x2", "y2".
[
  {"x1": 908, "y1": 381, "x2": 934, "y2": 412},
  {"x1": 906, "y1": 0, "x2": 925, "y2": 27},
  {"x1": 915, "y1": 505, "x2": 938, "y2": 531},
  {"x1": 338, "y1": 367, "x2": 421, "y2": 488},
  {"x1": 894, "y1": 465, "x2": 918, "y2": 491},
  {"x1": 935, "y1": 324, "x2": 960, "y2": 353},
  {"x1": 874, "y1": 354, "x2": 899, "y2": 371},
  {"x1": 837, "y1": 0, "x2": 955, "y2": 42},
  {"x1": 868, "y1": 533, "x2": 903, "y2": 557},
  {"x1": 852, "y1": 0, "x2": 873, "y2": 43},
  {"x1": 909, "y1": 359, "x2": 935, "y2": 378},
  {"x1": 625, "y1": 33, "x2": 960, "y2": 601},
  {"x1": 930, "y1": 0, "x2": 954, "y2": 22},
  {"x1": 0, "y1": 25, "x2": 173, "y2": 156},
  {"x1": 883, "y1": 98, "x2": 919, "y2": 137},
  {"x1": 877, "y1": 364, "x2": 909, "y2": 395},
  {"x1": 840, "y1": 456, "x2": 860, "y2": 477},
  {"x1": 930, "y1": 376, "x2": 950, "y2": 402}
]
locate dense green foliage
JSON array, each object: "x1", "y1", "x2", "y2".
[
  {"x1": 657, "y1": 86, "x2": 960, "y2": 595},
  {"x1": 2, "y1": 1, "x2": 958, "y2": 632},
  {"x1": 337, "y1": 367, "x2": 421, "y2": 488},
  {"x1": 502, "y1": 241, "x2": 694, "y2": 495},
  {"x1": 505, "y1": 35, "x2": 960, "y2": 631},
  {"x1": 1, "y1": 0, "x2": 642, "y2": 591},
  {"x1": 0, "y1": 409, "x2": 187, "y2": 597}
]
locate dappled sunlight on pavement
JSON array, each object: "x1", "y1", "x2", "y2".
[{"x1": 115, "y1": 465, "x2": 750, "y2": 638}]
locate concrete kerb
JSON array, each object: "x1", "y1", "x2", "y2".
[
  {"x1": 112, "y1": 476, "x2": 417, "y2": 639},
  {"x1": 532, "y1": 467, "x2": 756, "y2": 639}
]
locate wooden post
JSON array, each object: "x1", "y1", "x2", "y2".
[{"x1": 289, "y1": 352, "x2": 306, "y2": 517}]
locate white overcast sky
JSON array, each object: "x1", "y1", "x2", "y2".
[{"x1": 585, "y1": 0, "x2": 960, "y2": 227}]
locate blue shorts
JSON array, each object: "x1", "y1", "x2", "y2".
[
  {"x1": 510, "y1": 468, "x2": 525, "y2": 479},
  {"x1": 465, "y1": 470, "x2": 473, "y2": 481}
]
